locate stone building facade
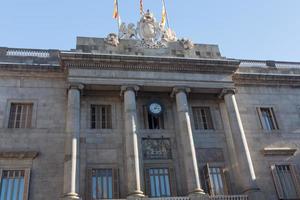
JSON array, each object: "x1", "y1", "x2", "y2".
[{"x1": 0, "y1": 36, "x2": 299, "y2": 200}]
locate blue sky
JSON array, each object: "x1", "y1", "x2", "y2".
[{"x1": 0, "y1": 0, "x2": 299, "y2": 61}]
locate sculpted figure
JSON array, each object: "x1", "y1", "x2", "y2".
[
  {"x1": 161, "y1": 28, "x2": 177, "y2": 43},
  {"x1": 137, "y1": 10, "x2": 161, "y2": 43},
  {"x1": 179, "y1": 38, "x2": 194, "y2": 50},
  {"x1": 105, "y1": 33, "x2": 119, "y2": 47},
  {"x1": 119, "y1": 23, "x2": 137, "y2": 39}
]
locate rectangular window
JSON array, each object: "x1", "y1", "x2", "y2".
[
  {"x1": 258, "y1": 107, "x2": 278, "y2": 130},
  {"x1": 145, "y1": 168, "x2": 171, "y2": 197},
  {"x1": 271, "y1": 165, "x2": 300, "y2": 199},
  {"x1": 91, "y1": 105, "x2": 112, "y2": 129},
  {"x1": 143, "y1": 106, "x2": 164, "y2": 129},
  {"x1": 89, "y1": 169, "x2": 119, "y2": 200},
  {"x1": 8, "y1": 103, "x2": 33, "y2": 128},
  {"x1": 0, "y1": 169, "x2": 30, "y2": 200},
  {"x1": 203, "y1": 164, "x2": 228, "y2": 195},
  {"x1": 192, "y1": 107, "x2": 214, "y2": 130}
]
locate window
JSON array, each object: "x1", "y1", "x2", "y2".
[
  {"x1": 257, "y1": 107, "x2": 278, "y2": 130},
  {"x1": 89, "y1": 169, "x2": 119, "y2": 200},
  {"x1": 203, "y1": 164, "x2": 228, "y2": 195},
  {"x1": 0, "y1": 169, "x2": 30, "y2": 200},
  {"x1": 192, "y1": 107, "x2": 214, "y2": 130},
  {"x1": 8, "y1": 103, "x2": 33, "y2": 128},
  {"x1": 271, "y1": 165, "x2": 300, "y2": 199},
  {"x1": 91, "y1": 105, "x2": 112, "y2": 129},
  {"x1": 143, "y1": 106, "x2": 164, "y2": 129},
  {"x1": 145, "y1": 168, "x2": 172, "y2": 197}
]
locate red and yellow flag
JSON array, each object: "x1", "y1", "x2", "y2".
[
  {"x1": 113, "y1": 0, "x2": 119, "y2": 19},
  {"x1": 161, "y1": 2, "x2": 167, "y2": 27},
  {"x1": 140, "y1": 0, "x2": 144, "y2": 16}
]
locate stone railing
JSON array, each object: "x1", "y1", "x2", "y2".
[
  {"x1": 239, "y1": 59, "x2": 300, "y2": 69},
  {"x1": 5, "y1": 48, "x2": 50, "y2": 58},
  {"x1": 110, "y1": 196, "x2": 247, "y2": 200},
  {"x1": 145, "y1": 197, "x2": 190, "y2": 200},
  {"x1": 210, "y1": 195, "x2": 248, "y2": 200}
]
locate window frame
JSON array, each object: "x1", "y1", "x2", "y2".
[
  {"x1": 144, "y1": 164, "x2": 176, "y2": 198},
  {"x1": 86, "y1": 167, "x2": 119, "y2": 200},
  {"x1": 142, "y1": 105, "x2": 165, "y2": 130},
  {"x1": 191, "y1": 106, "x2": 214, "y2": 131},
  {"x1": 0, "y1": 168, "x2": 31, "y2": 200},
  {"x1": 4, "y1": 100, "x2": 37, "y2": 129},
  {"x1": 257, "y1": 107, "x2": 279, "y2": 131},
  {"x1": 202, "y1": 164, "x2": 228, "y2": 196},
  {"x1": 271, "y1": 164, "x2": 300, "y2": 199},
  {"x1": 90, "y1": 104, "x2": 113, "y2": 130}
]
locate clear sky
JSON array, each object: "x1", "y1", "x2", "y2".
[{"x1": 0, "y1": 0, "x2": 299, "y2": 61}]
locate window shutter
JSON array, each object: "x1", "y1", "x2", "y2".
[
  {"x1": 203, "y1": 163, "x2": 213, "y2": 195},
  {"x1": 271, "y1": 165, "x2": 284, "y2": 199},
  {"x1": 290, "y1": 165, "x2": 300, "y2": 197},
  {"x1": 256, "y1": 107, "x2": 264, "y2": 129},
  {"x1": 222, "y1": 169, "x2": 229, "y2": 195},
  {"x1": 23, "y1": 169, "x2": 31, "y2": 200},
  {"x1": 0, "y1": 169, "x2": 2, "y2": 188},
  {"x1": 144, "y1": 168, "x2": 150, "y2": 196},
  {"x1": 86, "y1": 168, "x2": 92, "y2": 200},
  {"x1": 113, "y1": 168, "x2": 119, "y2": 199},
  {"x1": 169, "y1": 167, "x2": 177, "y2": 196}
]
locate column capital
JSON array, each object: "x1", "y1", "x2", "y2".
[
  {"x1": 219, "y1": 88, "x2": 236, "y2": 99},
  {"x1": 171, "y1": 86, "x2": 191, "y2": 98},
  {"x1": 120, "y1": 85, "x2": 140, "y2": 96},
  {"x1": 68, "y1": 83, "x2": 84, "y2": 91}
]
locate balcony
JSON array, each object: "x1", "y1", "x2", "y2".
[
  {"x1": 210, "y1": 195, "x2": 248, "y2": 200},
  {"x1": 112, "y1": 195, "x2": 248, "y2": 200}
]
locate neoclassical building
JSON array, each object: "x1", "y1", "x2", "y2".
[{"x1": 0, "y1": 20, "x2": 300, "y2": 200}]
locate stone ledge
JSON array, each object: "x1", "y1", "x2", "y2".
[
  {"x1": 262, "y1": 148, "x2": 297, "y2": 156},
  {"x1": 0, "y1": 151, "x2": 39, "y2": 159}
]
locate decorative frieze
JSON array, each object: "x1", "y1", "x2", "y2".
[
  {"x1": 142, "y1": 138, "x2": 172, "y2": 160},
  {"x1": 262, "y1": 147, "x2": 297, "y2": 156},
  {"x1": 196, "y1": 148, "x2": 225, "y2": 163}
]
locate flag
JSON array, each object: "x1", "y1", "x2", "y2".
[
  {"x1": 161, "y1": 1, "x2": 167, "y2": 28},
  {"x1": 140, "y1": 0, "x2": 144, "y2": 16},
  {"x1": 113, "y1": 0, "x2": 119, "y2": 19}
]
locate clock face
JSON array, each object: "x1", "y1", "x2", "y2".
[{"x1": 149, "y1": 102, "x2": 162, "y2": 115}]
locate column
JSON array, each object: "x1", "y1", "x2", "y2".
[
  {"x1": 221, "y1": 89, "x2": 265, "y2": 200},
  {"x1": 121, "y1": 86, "x2": 144, "y2": 198},
  {"x1": 62, "y1": 83, "x2": 84, "y2": 200},
  {"x1": 172, "y1": 87, "x2": 207, "y2": 198}
]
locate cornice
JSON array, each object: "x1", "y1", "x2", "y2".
[
  {"x1": 60, "y1": 52, "x2": 240, "y2": 74},
  {"x1": 0, "y1": 151, "x2": 39, "y2": 159},
  {"x1": 233, "y1": 72, "x2": 300, "y2": 86}
]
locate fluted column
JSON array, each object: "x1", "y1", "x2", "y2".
[
  {"x1": 62, "y1": 83, "x2": 84, "y2": 200},
  {"x1": 221, "y1": 89, "x2": 265, "y2": 200},
  {"x1": 121, "y1": 86, "x2": 144, "y2": 198},
  {"x1": 172, "y1": 87, "x2": 207, "y2": 198}
]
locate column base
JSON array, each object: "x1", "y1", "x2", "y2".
[
  {"x1": 127, "y1": 190, "x2": 145, "y2": 199},
  {"x1": 244, "y1": 188, "x2": 265, "y2": 200},
  {"x1": 61, "y1": 192, "x2": 81, "y2": 200},
  {"x1": 188, "y1": 189, "x2": 209, "y2": 200}
]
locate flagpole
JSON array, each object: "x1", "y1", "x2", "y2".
[
  {"x1": 116, "y1": 0, "x2": 121, "y2": 31},
  {"x1": 162, "y1": 0, "x2": 170, "y2": 28}
]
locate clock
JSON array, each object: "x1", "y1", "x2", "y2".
[{"x1": 148, "y1": 102, "x2": 163, "y2": 116}]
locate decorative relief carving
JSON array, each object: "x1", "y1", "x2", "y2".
[
  {"x1": 196, "y1": 148, "x2": 224, "y2": 163},
  {"x1": 142, "y1": 138, "x2": 172, "y2": 160},
  {"x1": 105, "y1": 33, "x2": 119, "y2": 46},
  {"x1": 108, "y1": 10, "x2": 180, "y2": 48},
  {"x1": 119, "y1": 23, "x2": 137, "y2": 39},
  {"x1": 179, "y1": 38, "x2": 194, "y2": 50}
]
